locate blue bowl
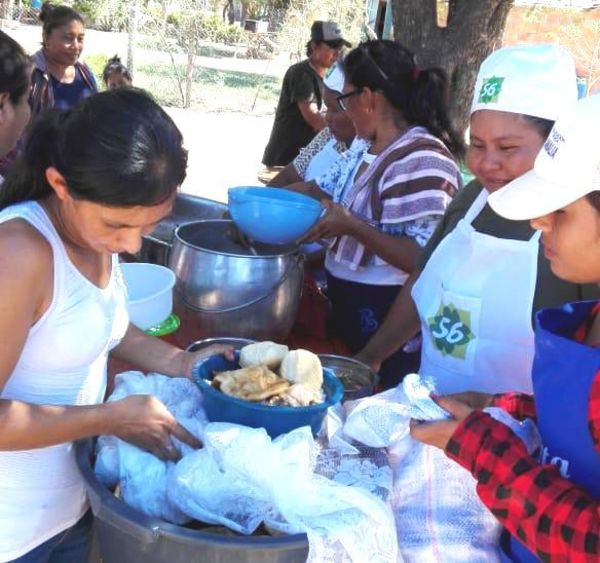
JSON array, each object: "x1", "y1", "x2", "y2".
[
  {"x1": 228, "y1": 187, "x2": 323, "y2": 245},
  {"x1": 192, "y1": 352, "x2": 343, "y2": 438}
]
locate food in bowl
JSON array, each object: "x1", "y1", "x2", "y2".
[
  {"x1": 193, "y1": 353, "x2": 343, "y2": 437},
  {"x1": 210, "y1": 343, "x2": 324, "y2": 407}
]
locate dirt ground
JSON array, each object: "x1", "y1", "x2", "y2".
[
  {"x1": 2, "y1": 22, "x2": 283, "y2": 202},
  {"x1": 166, "y1": 108, "x2": 275, "y2": 202}
]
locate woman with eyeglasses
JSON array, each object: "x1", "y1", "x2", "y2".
[
  {"x1": 29, "y1": 2, "x2": 98, "y2": 118},
  {"x1": 300, "y1": 39, "x2": 464, "y2": 389}
]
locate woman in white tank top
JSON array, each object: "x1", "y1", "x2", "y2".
[{"x1": 0, "y1": 87, "x2": 233, "y2": 561}]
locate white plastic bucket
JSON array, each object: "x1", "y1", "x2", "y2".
[{"x1": 120, "y1": 263, "x2": 176, "y2": 330}]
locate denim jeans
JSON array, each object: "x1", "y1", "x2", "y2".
[{"x1": 10, "y1": 510, "x2": 93, "y2": 563}]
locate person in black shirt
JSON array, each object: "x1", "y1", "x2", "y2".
[{"x1": 262, "y1": 21, "x2": 350, "y2": 167}]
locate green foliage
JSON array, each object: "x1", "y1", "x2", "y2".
[
  {"x1": 72, "y1": 0, "x2": 128, "y2": 31},
  {"x1": 83, "y1": 53, "x2": 111, "y2": 87},
  {"x1": 135, "y1": 59, "x2": 280, "y2": 112}
]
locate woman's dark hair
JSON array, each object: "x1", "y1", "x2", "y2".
[
  {"x1": 306, "y1": 39, "x2": 342, "y2": 57},
  {"x1": 588, "y1": 190, "x2": 600, "y2": 213},
  {"x1": 342, "y1": 40, "x2": 465, "y2": 160},
  {"x1": 519, "y1": 115, "x2": 555, "y2": 139},
  {"x1": 102, "y1": 55, "x2": 132, "y2": 85},
  {"x1": 0, "y1": 31, "x2": 32, "y2": 104},
  {"x1": 40, "y1": 2, "x2": 84, "y2": 36},
  {"x1": 0, "y1": 88, "x2": 187, "y2": 209}
]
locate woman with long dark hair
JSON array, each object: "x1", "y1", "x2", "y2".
[
  {"x1": 0, "y1": 88, "x2": 232, "y2": 562},
  {"x1": 301, "y1": 39, "x2": 464, "y2": 388}
]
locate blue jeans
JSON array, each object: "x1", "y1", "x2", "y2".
[{"x1": 10, "y1": 510, "x2": 93, "y2": 563}]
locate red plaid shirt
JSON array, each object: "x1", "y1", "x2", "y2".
[{"x1": 446, "y1": 302, "x2": 600, "y2": 562}]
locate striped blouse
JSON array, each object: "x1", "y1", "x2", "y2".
[{"x1": 330, "y1": 126, "x2": 461, "y2": 271}]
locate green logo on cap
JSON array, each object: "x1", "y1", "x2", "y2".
[{"x1": 478, "y1": 76, "x2": 504, "y2": 104}]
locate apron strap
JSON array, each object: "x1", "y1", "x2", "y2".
[{"x1": 464, "y1": 189, "x2": 489, "y2": 224}]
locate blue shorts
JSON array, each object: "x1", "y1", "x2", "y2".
[
  {"x1": 326, "y1": 273, "x2": 421, "y2": 389},
  {"x1": 10, "y1": 510, "x2": 93, "y2": 563}
]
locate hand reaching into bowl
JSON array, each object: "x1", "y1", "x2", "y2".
[
  {"x1": 180, "y1": 344, "x2": 236, "y2": 379},
  {"x1": 109, "y1": 394, "x2": 203, "y2": 461}
]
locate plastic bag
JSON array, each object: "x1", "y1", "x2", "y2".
[
  {"x1": 95, "y1": 371, "x2": 206, "y2": 524},
  {"x1": 97, "y1": 373, "x2": 399, "y2": 562},
  {"x1": 343, "y1": 377, "x2": 503, "y2": 562}
]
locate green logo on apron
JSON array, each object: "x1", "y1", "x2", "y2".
[
  {"x1": 428, "y1": 304, "x2": 474, "y2": 359},
  {"x1": 478, "y1": 76, "x2": 504, "y2": 104}
]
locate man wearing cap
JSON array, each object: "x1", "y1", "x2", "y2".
[
  {"x1": 262, "y1": 21, "x2": 350, "y2": 168},
  {"x1": 412, "y1": 94, "x2": 600, "y2": 563}
]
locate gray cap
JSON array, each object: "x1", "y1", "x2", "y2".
[{"x1": 310, "y1": 21, "x2": 351, "y2": 48}]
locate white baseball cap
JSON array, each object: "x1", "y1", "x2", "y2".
[
  {"x1": 323, "y1": 61, "x2": 345, "y2": 94},
  {"x1": 471, "y1": 44, "x2": 578, "y2": 121},
  {"x1": 488, "y1": 94, "x2": 600, "y2": 220}
]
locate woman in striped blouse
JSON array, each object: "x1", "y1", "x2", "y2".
[{"x1": 300, "y1": 40, "x2": 464, "y2": 389}]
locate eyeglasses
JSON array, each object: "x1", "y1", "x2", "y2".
[{"x1": 336, "y1": 89, "x2": 363, "y2": 111}]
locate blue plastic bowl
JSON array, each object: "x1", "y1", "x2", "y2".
[
  {"x1": 228, "y1": 187, "x2": 323, "y2": 245},
  {"x1": 192, "y1": 353, "x2": 343, "y2": 438}
]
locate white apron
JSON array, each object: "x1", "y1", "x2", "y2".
[
  {"x1": 411, "y1": 189, "x2": 540, "y2": 395},
  {"x1": 304, "y1": 138, "x2": 341, "y2": 181}
]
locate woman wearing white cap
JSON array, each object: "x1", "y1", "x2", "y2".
[
  {"x1": 299, "y1": 40, "x2": 465, "y2": 389},
  {"x1": 268, "y1": 62, "x2": 361, "y2": 187},
  {"x1": 357, "y1": 44, "x2": 598, "y2": 394},
  {"x1": 412, "y1": 94, "x2": 600, "y2": 563}
]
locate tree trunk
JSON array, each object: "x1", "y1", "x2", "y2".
[
  {"x1": 127, "y1": 0, "x2": 140, "y2": 78},
  {"x1": 391, "y1": 0, "x2": 514, "y2": 134},
  {"x1": 185, "y1": 42, "x2": 195, "y2": 108}
]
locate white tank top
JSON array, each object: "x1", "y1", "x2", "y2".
[{"x1": 0, "y1": 201, "x2": 129, "y2": 561}]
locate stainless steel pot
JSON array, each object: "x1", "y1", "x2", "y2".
[
  {"x1": 185, "y1": 337, "x2": 255, "y2": 353},
  {"x1": 138, "y1": 193, "x2": 228, "y2": 266},
  {"x1": 169, "y1": 220, "x2": 304, "y2": 342}
]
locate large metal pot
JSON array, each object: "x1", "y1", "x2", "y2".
[
  {"x1": 138, "y1": 193, "x2": 228, "y2": 266},
  {"x1": 169, "y1": 220, "x2": 304, "y2": 342}
]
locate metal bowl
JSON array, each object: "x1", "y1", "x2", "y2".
[
  {"x1": 185, "y1": 337, "x2": 256, "y2": 353},
  {"x1": 317, "y1": 354, "x2": 378, "y2": 401}
]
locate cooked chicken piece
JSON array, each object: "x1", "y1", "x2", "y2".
[
  {"x1": 243, "y1": 380, "x2": 290, "y2": 402},
  {"x1": 239, "y1": 341, "x2": 289, "y2": 370},
  {"x1": 214, "y1": 365, "x2": 278, "y2": 395},
  {"x1": 279, "y1": 383, "x2": 323, "y2": 406}
]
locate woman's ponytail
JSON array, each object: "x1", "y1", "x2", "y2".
[
  {"x1": 0, "y1": 110, "x2": 68, "y2": 210},
  {"x1": 344, "y1": 40, "x2": 465, "y2": 161},
  {"x1": 408, "y1": 67, "x2": 465, "y2": 160}
]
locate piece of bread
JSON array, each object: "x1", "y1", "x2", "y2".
[
  {"x1": 280, "y1": 349, "x2": 323, "y2": 392},
  {"x1": 239, "y1": 341, "x2": 289, "y2": 369}
]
